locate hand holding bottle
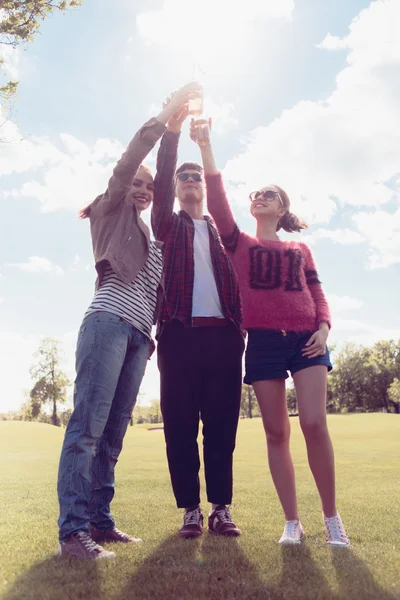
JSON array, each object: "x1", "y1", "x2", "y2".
[
  {"x1": 189, "y1": 117, "x2": 212, "y2": 147},
  {"x1": 157, "y1": 82, "x2": 202, "y2": 128}
]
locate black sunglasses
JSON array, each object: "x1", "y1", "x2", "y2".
[
  {"x1": 177, "y1": 172, "x2": 203, "y2": 182},
  {"x1": 249, "y1": 189, "x2": 282, "y2": 204}
]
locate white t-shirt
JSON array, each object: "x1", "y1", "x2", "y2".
[{"x1": 191, "y1": 219, "x2": 224, "y2": 318}]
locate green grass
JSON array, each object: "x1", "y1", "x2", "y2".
[{"x1": 0, "y1": 415, "x2": 399, "y2": 600}]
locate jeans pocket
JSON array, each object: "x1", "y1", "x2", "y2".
[{"x1": 94, "y1": 311, "x2": 124, "y2": 324}]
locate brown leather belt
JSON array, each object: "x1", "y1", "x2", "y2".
[{"x1": 192, "y1": 317, "x2": 229, "y2": 328}]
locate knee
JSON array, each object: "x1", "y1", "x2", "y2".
[
  {"x1": 265, "y1": 425, "x2": 290, "y2": 446},
  {"x1": 300, "y1": 418, "x2": 328, "y2": 441}
]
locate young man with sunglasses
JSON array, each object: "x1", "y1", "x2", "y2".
[{"x1": 151, "y1": 103, "x2": 244, "y2": 539}]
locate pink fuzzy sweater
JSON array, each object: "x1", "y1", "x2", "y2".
[{"x1": 206, "y1": 173, "x2": 331, "y2": 332}]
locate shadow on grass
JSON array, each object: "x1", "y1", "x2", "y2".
[
  {"x1": 113, "y1": 534, "x2": 271, "y2": 600},
  {"x1": 3, "y1": 538, "x2": 395, "y2": 600},
  {"x1": 331, "y1": 548, "x2": 398, "y2": 600},
  {"x1": 276, "y1": 544, "x2": 336, "y2": 600},
  {"x1": 2, "y1": 555, "x2": 101, "y2": 600},
  {"x1": 113, "y1": 534, "x2": 337, "y2": 600}
]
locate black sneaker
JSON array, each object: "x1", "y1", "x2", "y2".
[
  {"x1": 208, "y1": 505, "x2": 241, "y2": 536},
  {"x1": 178, "y1": 507, "x2": 203, "y2": 539}
]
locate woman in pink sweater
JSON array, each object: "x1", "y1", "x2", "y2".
[{"x1": 190, "y1": 120, "x2": 349, "y2": 547}]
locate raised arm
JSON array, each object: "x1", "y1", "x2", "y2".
[
  {"x1": 151, "y1": 83, "x2": 202, "y2": 240},
  {"x1": 190, "y1": 119, "x2": 240, "y2": 252},
  {"x1": 91, "y1": 119, "x2": 166, "y2": 218},
  {"x1": 152, "y1": 130, "x2": 180, "y2": 241},
  {"x1": 93, "y1": 83, "x2": 201, "y2": 219}
]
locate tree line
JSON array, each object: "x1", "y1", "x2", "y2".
[
  {"x1": 241, "y1": 339, "x2": 400, "y2": 416},
  {"x1": 1, "y1": 337, "x2": 399, "y2": 426}
]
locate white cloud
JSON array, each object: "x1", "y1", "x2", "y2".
[
  {"x1": 0, "y1": 107, "x2": 126, "y2": 212},
  {"x1": 316, "y1": 33, "x2": 348, "y2": 51},
  {"x1": 0, "y1": 117, "x2": 62, "y2": 174},
  {"x1": 137, "y1": 0, "x2": 294, "y2": 47},
  {"x1": 0, "y1": 45, "x2": 20, "y2": 80},
  {"x1": 136, "y1": 0, "x2": 294, "y2": 74},
  {"x1": 352, "y1": 206, "x2": 400, "y2": 269},
  {"x1": 328, "y1": 317, "x2": 400, "y2": 349},
  {"x1": 6, "y1": 256, "x2": 64, "y2": 275},
  {"x1": 303, "y1": 228, "x2": 366, "y2": 246},
  {"x1": 205, "y1": 98, "x2": 238, "y2": 135},
  {"x1": 221, "y1": 0, "x2": 400, "y2": 267},
  {"x1": 331, "y1": 318, "x2": 400, "y2": 347},
  {"x1": 327, "y1": 294, "x2": 363, "y2": 313}
]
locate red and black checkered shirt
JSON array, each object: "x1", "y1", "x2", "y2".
[{"x1": 151, "y1": 130, "x2": 242, "y2": 332}]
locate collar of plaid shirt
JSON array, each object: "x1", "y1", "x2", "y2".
[{"x1": 158, "y1": 209, "x2": 242, "y2": 331}]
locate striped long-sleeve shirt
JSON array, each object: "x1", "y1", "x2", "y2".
[{"x1": 85, "y1": 241, "x2": 163, "y2": 338}]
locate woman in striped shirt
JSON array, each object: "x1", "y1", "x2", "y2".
[{"x1": 56, "y1": 83, "x2": 201, "y2": 560}]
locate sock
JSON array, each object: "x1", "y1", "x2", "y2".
[
  {"x1": 211, "y1": 503, "x2": 225, "y2": 512},
  {"x1": 184, "y1": 505, "x2": 199, "y2": 513}
]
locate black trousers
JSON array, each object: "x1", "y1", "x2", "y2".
[{"x1": 157, "y1": 321, "x2": 244, "y2": 508}]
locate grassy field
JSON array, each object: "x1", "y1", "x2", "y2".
[{"x1": 0, "y1": 414, "x2": 399, "y2": 600}]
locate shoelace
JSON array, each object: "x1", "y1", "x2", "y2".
[
  {"x1": 184, "y1": 509, "x2": 201, "y2": 526},
  {"x1": 284, "y1": 520, "x2": 299, "y2": 538},
  {"x1": 76, "y1": 531, "x2": 101, "y2": 552},
  {"x1": 113, "y1": 527, "x2": 125, "y2": 538},
  {"x1": 215, "y1": 507, "x2": 233, "y2": 524},
  {"x1": 325, "y1": 515, "x2": 347, "y2": 541}
]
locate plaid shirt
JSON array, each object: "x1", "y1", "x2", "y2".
[{"x1": 151, "y1": 130, "x2": 242, "y2": 332}]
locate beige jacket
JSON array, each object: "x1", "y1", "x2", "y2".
[{"x1": 88, "y1": 118, "x2": 166, "y2": 289}]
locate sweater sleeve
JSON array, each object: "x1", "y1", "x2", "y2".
[
  {"x1": 205, "y1": 173, "x2": 240, "y2": 253},
  {"x1": 92, "y1": 118, "x2": 166, "y2": 218},
  {"x1": 302, "y1": 244, "x2": 331, "y2": 328}
]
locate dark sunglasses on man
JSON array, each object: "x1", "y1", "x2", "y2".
[{"x1": 177, "y1": 172, "x2": 203, "y2": 182}]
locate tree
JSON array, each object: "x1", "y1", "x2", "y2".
[
  {"x1": 328, "y1": 343, "x2": 375, "y2": 412},
  {"x1": 148, "y1": 399, "x2": 163, "y2": 424},
  {"x1": 29, "y1": 337, "x2": 71, "y2": 426},
  {"x1": 388, "y1": 378, "x2": 400, "y2": 414},
  {"x1": 0, "y1": 0, "x2": 82, "y2": 101},
  {"x1": 286, "y1": 386, "x2": 297, "y2": 414},
  {"x1": 60, "y1": 407, "x2": 72, "y2": 426},
  {"x1": 366, "y1": 340, "x2": 400, "y2": 413},
  {"x1": 240, "y1": 384, "x2": 260, "y2": 419}
]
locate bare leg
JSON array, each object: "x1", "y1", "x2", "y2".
[
  {"x1": 293, "y1": 366, "x2": 336, "y2": 518},
  {"x1": 253, "y1": 379, "x2": 298, "y2": 521}
]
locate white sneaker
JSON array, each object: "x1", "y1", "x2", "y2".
[
  {"x1": 278, "y1": 520, "x2": 304, "y2": 545},
  {"x1": 324, "y1": 513, "x2": 350, "y2": 547}
]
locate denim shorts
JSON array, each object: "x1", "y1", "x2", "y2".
[{"x1": 244, "y1": 329, "x2": 332, "y2": 384}]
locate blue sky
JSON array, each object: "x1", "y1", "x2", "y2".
[{"x1": 0, "y1": 0, "x2": 399, "y2": 412}]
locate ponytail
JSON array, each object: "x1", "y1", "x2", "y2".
[
  {"x1": 278, "y1": 211, "x2": 308, "y2": 233},
  {"x1": 273, "y1": 185, "x2": 308, "y2": 233},
  {"x1": 78, "y1": 193, "x2": 103, "y2": 219}
]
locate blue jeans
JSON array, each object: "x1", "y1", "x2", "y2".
[{"x1": 57, "y1": 311, "x2": 150, "y2": 541}]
